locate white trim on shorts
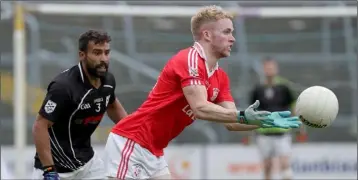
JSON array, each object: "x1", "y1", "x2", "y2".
[{"x1": 116, "y1": 138, "x2": 136, "y2": 179}]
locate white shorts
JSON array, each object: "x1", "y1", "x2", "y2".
[
  {"x1": 104, "y1": 132, "x2": 170, "y2": 179},
  {"x1": 256, "y1": 134, "x2": 292, "y2": 159},
  {"x1": 31, "y1": 152, "x2": 105, "y2": 179},
  {"x1": 1, "y1": 157, "x2": 13, "y2": 179}
]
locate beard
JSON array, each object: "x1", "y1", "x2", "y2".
[
  {"x1": 217, "y1": 50, "x2": 229, "y2": 58},
  {"x1": 211, "y1": 44, "x2": 228, "y2": 59},
  {"x1": 84, "y1": 58, "x2": 108, "y2": 78}
]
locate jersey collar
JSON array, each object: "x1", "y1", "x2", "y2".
[
  {"x1": 78, "y1": 62, "x2": 85, "y2": 83},
  {"x1": 193, "y1": 42, "x2": 219, "y2": 77},
  {"x1": 77, "y1": 62, "x2": 106, "y2": 89}
]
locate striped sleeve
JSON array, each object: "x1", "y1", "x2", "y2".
[{"x1": 175, "y1": 48, "x2": 206, "y2": 88}]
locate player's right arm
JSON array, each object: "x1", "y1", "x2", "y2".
[
  {"x1": 33, "y1": 115, "x2": 54, "y2": 166},
  {"x1": 33, "y1": 81, "x2": 71, "y2": 167},
  {"x1": 183, "y1": 85, "x2": 239, "y2": 123}
]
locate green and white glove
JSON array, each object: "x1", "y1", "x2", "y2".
[
  {"x1": 237, "y1": 100, "x2": 273, "y2": 127},
  {"x1": 237, "y1": 100, "x2": 302, "y2": 129},
  {"x1": 268, "y1": 111, "x2": 302, "y2": 129}
]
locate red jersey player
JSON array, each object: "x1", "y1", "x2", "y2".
[{"x1": 103, "y1": 5, "x2": 301, "y2": 179}]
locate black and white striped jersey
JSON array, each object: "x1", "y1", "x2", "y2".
[{"x1": 34, "y1": 62, "x2": 116, "y2": 173}]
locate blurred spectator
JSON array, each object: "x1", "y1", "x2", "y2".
[{"x1": 247, "y1": 57, "x2": 306, "y2": 180}]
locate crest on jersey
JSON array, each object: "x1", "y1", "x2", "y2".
[
  {"x1": 105, "y1": 95, "x2": 110, "y2": 107},
  {"x1": 44, "y1": 100, "x2": 57, "y2": 113},
  {"x1": 210, "y1": 88, "x2": 220, "y2": 101}
]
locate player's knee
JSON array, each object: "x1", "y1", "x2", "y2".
[
  {"x1": 279, "y1": 155, "x2": 291, "y2": 169},
  {"x1": 281, "y1": 167, "x2": 293, "y2": 179},
  {"x1": 263, "y1": 158, "x2": 273, "y2": 168}
]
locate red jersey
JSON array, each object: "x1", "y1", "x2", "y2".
[{"x1": 111, "y1": 42, "x2": 234, "y2": 156}]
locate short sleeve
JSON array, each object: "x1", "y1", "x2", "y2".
[
  {"x1": 174, "y1": 48, "x2": 206, "y2": 88},
  {"x1": 109, "y1": 89, "x2": 116, "y2": 105},
  {"x1": 107, "y1": 73, "x2": 117, "y2": 105},
  {"x1": 38, "y1": 82, "x2": 71, "y2": 123},
  {"x1": 216, "y1": 71, "x2": 234, "y2": 103}
]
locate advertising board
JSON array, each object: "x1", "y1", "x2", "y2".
[{"x1": 2, "y1": 144, "x2": 356, "y2": 179}]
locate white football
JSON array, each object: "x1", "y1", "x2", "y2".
[{"x1": 295, "y1": 86, "x2": 339, "y2": 128}]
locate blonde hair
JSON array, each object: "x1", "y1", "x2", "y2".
[{"x1": 190, "y1": 5, "x2": 233, "y2": 40}]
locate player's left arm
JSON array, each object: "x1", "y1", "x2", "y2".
[
  {"x1": 106, "y1": 74, "x2": 128, "y2": 124},
  {"x1": 216, "y1": 71, "x2": 259, "y2": 131},
  {"x1": 107, "y1": 98, "x2": 128, "y2": 124}
]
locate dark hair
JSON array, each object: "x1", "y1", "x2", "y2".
[
  {"x1": 78, "y1": 30, "x2": 111, "y2": 52},
  {"x1": 262, "y1": 56, "x2": 276, "y2": 63}
]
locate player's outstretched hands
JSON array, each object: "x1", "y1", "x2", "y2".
[
  {"x1": 238, "y1": 100, "x2": 273, "y2": 127},
  {"x1": 43, "y1": 166, "x2": 60, "y2": 180},
  {"x1": 238, "y1": 100, "x2": 302, "y2": 129},
  {"x1": 268, "y1": 111, "x2": 302, "y2": 129}
]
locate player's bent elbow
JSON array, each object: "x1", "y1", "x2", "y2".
[
  {"x1": 224, "y1": 124, "x2": 232, "y2": 131},
  {"x1": 193, "y1": 111, "x2": 205, "y2": 120},
  {"x1": 224, "y1": 123, "x2": 259, "y2": 131},
  {"x1": 224, "y1": 124, "x2": 239, "y2": 131},
  {"x1": 191, "y1": 104, "x2": 209, "y2": 120}
]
